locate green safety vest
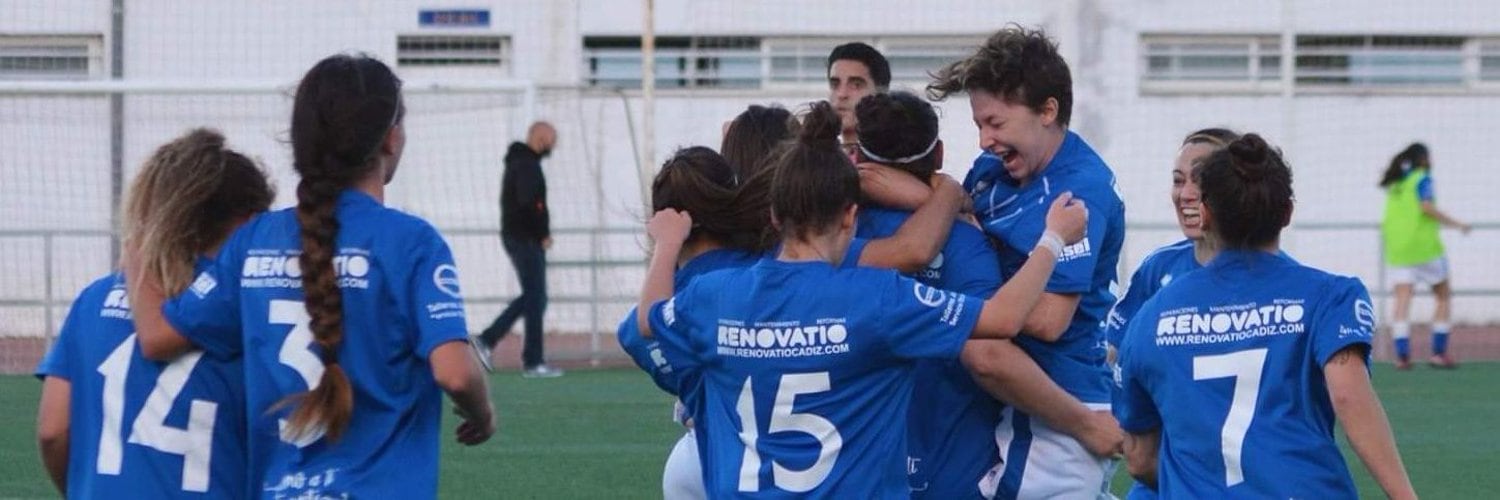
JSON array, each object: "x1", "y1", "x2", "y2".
[{"x1": 1381, "y1": 169, "x2": 1444, "y2": 266}]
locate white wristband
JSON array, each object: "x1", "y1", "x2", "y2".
[{"x1": 1035, "y1": 230, "x2": 1065, "y2": 257}]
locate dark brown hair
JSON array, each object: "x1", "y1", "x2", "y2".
[
  {"x1": 1380, "y1": 142, "x2": 1429, "y2": 188},
  {"x1": 854, "y1": 91, "x2": 941, "y2": 182},
  {"x1": 765, "y1": 101, "x2": 860, "y2": 241},
  {"x1": 652, "y1": 146, "x2": 769, "y2": 253},
  {"x1": 720, "y1": 104, "x2": 797, "y2": 180},
  {"x1": 1195, "y1": 134, "x2": 1294, "y2": 249},
  {"x1": 280, "y1": 53, "x2": 404, "y2": 443},
  {"x1": 928, "y1": 25, "x2": 1073, "y2": 127}
]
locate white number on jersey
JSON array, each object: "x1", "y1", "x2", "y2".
[
  {"x1": 96, "y1": 334, "x2": 218, "y2": 492},
  {"x1": 268, "y1": 299, "x2": 326, "y2": 447},
  {"x1": 735, "y1": 372, "x2": 843, "y2": 493},
  {"x1": 1193, "y1": 348, "x2": 1269, "y2": 487}
]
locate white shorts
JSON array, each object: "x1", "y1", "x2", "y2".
[
  {"x1": 1390, "y1": 256, "x2": 1449, "y2": 286},
  {"x1": 980, "y1": 405, "x2": 1116, "y2": 500},
  {"x1": 663, "y1": 430, "x2": 705, "y2": 500}
]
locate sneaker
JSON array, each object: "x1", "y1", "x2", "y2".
[
  {"x1": 1429, "y1": 353, "x2": 1458, "y2": 369},
  {"x1": 1394, "y1": 356, "x2": 1412, "y2": 371},
  {"x1": 522, "y1": 364, "x2": 565, "y2": 379},
  {"x1": 469, "y1": 336, "x2": 494, "y2": 373}
]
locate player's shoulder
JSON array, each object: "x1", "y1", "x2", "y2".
[{"x1": 1139, "y1": 239, "x2": 1196, "y2": 270}]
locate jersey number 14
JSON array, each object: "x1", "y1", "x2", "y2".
[{"x1": 96, "y1": 334, "x2": 217, "y2": 492}]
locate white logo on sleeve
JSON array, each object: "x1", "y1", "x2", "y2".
[
  {"x1": 662, "y1": 297, "x2": 677, "y2": 327},
  {"x1": 433, "y1": 264, "x2": 462, "y2": 299},
  {"x1": 1354, "y1": 299, "x2": 1375, "y2": 330},
  {"x1": 190, "y1": 272, "x2": 218, "y2": 298},
  {"x1": 912, "y1": 283, "x2": 947, "y2": 308}
]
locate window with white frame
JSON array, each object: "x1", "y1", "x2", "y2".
[
  {"x1": 1294, "y1": 35, "x2": 1464, "y2": 87},
  {"x1": 1478, "y1": 39, "x2": 1500, "y2": 82},
  {"x1": 583, "y1": 36, "x2": 760, "y2": 89},
  {"x1": 397, "y1": 35, "x2": 509, "y2": 69},
  {"x1": 583, "y1": 35, "x2": 979, "y2": 89},
  {"x1": 1140, "y1": 35, "x2": 1281, "y2": 87},
  {"x1": 0, "y1": 35, "x2": 104, "y2": 80}
]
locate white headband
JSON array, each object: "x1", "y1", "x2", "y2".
[{"x1": 859, "y1": 138, "x2": 938, "y2": 164}]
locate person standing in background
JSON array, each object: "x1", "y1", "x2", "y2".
[
  {"x1": 475, "y1": 121, "x2": 563, "y2": 378},
  {"x1": 1380, "y1": 142, "x2": 1471, "y2": 370}
]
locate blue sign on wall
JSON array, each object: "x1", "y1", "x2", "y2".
[{"x1": 419, "y1": 9, "x2": 491, "y2": 27}]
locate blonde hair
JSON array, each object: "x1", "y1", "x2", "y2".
[{"x1": 122, "y1": 128, "x2": 274, "y2": 294}]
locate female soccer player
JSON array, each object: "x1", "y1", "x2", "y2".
[
  {"x1": 1379, "y1": 142, "x2": 1471, "y2": 369},
  {"x1": 36, "y1": 128, "x2": 273, "y2": 498},
  {"x1": 125, "y1": 54, "x2": 495, "y2": 498},
  {"x1": 1115, "y1": 134, "x2": 1416, "y2": 499},
  {"x1": 853, "y1": 90, "x2": 1120, "y2": 498},
  {"x1": 633, "y1": 102, "x2": 1088, "y2": 498},
  {"x1": 1102, "y1": 128, "x2": 1237, "y2": 500}
]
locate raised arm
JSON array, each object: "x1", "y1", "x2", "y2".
[
  {"x1": 636, "y1": 209, "x2": 693, "y2": 339},
  {"x1": 961, "y1": 340, "x2": 1122, "y2": 456},
  {"x1": 858, "y1": 174, "x2": 964, "y2": 273},
  {"x1": 858, "y1": 162, "x2": 933, "y2": 210},
  {"x1": 1325, "y1": 345, "x2": 1417, "y2": 500},
  {"x1": 122, "y1": 243, "x2": 195, "y2": 361},
  {"x1": 972, "y1": 193, "x2": 1088, "y2": 339}
]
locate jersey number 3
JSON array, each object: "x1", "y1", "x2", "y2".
[
  {"x1": 96, "y1": 334, "x2": 217, "y2": 492},
  {"x1": 269, "y1": 299, "x2": 327, "y2": 447},
  {"x1": 1193, "y1": 348, "x2": 1268, "y2": 487},
  {"x1": 736, "y1": 372, "x2": 843, "y2": 493}
]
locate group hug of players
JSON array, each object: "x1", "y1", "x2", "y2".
[
  {"x1": 617, "y1": 26, "x2": 1418, "y2": 500},
  {"x1": 31, "y1": 25, "x2": 1415, "y2": 500}
]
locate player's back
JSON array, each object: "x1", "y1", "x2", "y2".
[
  {"x1": 1118, "y1": 250, "x2": 1372, "y2": 498},
  {"x1": 656, "y1": 259, "x2": 977, "y2": 498},
  {"x1": 857, "y1": 205, "x2": 1004, "y2": 498},
  {"x1": 166, "y1": 190, "x2": 469, "y2": 498},
  {"x1": 38, "y1": 273, "x2": 247, "y2": 499}
]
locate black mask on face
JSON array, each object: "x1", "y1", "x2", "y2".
[{"x1": 538, "y1": 147, "x2": 553, "y2": 159}]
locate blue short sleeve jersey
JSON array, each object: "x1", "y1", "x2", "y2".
[
  {"x1": 1105, "y1": 240, "x2": 1200, "y2": 350},
  {"x1": 965, "y1": 132, "x2": 1125, "y2": 404},
  {"x1": 1416, "y1": 175, "x2": 1435, "y2": 202},
  {"x1": 1114, "y1": 250, "x2": 1374, "y2": 498},
  {"x1": 857, "y1": 205, "x2": 1003, "y2": 499},
  {"x1": 163, "y1": 190, "x2": 470, "y2": 499},
  {"x1": 36, "y1": 268, "x2": 248, "y2": 498},
  {"x1": 644, "y1": 259, "x2": 982, "y2": 498}
]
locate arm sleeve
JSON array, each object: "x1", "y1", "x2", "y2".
[
  {"x1": 401, "y1": 223, "x2": 471, "y2": 359},
  {"x1": 1045, "y1": 195, "x2": 1110, "y2": 294},
  {"x1": 645, "y1": 290, "x2": 707, "y2": 396},
  {"x1": 1104, "y1": 266, "x2": 1153, "y2": 349},
  {"x1": 1417, "y1": 176, "x2": 1435, "y2": 203},
  {"x1": 1312, "y1": 277, "x2": 1377, "y2": 368},
  {"x1": 879, "y1": 274, "x2": 981, "y2": 360},
  {"x1": 163, "y1": 250, "x2": 244, "y2": 359},
  {"x1": 34, "y1": 288, "x2": 91, "y2": 380},
  {"x1": 1114, "y1": 311, "x2": 1163, "y2": 433},
  {"x1": 618, "y1": 307, "x2": 695, "y2": 396},
  {"x1": 948, "y1": 231, "x2": 1002, "y2": 297},
  {"x1": 840, "y1": 237, "x2": 869, "y2": 269}
]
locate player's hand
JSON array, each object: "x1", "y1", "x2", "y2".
[
  {"x1": 1044, "y1": 192, "x2": 1089, "y2": 245},
  {"x1": 542, "y1": 237, "x2": 553, "y2": 250},
  {"x1": 1460, "y1": 222, "x2": 1473, "y2": 235},
  {"x1": 454, "y1": 404, "x2": 496, "y2": 445},
  {"x1": 1080, "y1": 410, "x2": 1124, "y2": 458},
  {"x1": 647, "y1": 209, "x2": 693, "y2": 246}
]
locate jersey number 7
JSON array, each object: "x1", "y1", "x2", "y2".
[{"x1": 1193, "y1": 348, "x2": 1269, "y2": 488}]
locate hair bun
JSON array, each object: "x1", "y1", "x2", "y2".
[
  {"x1": 798, "y1": 101, "x2": 843, "y2": 146},
  {"x1": 1228, "y1": 134, "x2": 1273, "y2": 181}
]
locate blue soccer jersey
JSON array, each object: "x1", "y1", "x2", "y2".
[
  {"x1": 36, "y1": 269, "x2": 248, "y2": 499},
  {"x1": 857, "y1": 205, "x2": 1003, "y2": 499},
  {"x1": 965, "y1": 132, "x2": 1124, "y2": 405},
  {"x1": 645, "y1": 259, "x2": 982, "y2": 498},
  {"x1": 1115, "y1": 250, "x2": 1374, "y2": 498},
  {"x1": 1105, "y1": 240, "x2": 1200, "y2": 351},
  {"x1": 163, "y1": 190, "x2": 470, "y2": 499}
]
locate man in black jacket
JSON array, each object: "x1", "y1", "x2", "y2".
[{"x1": 475, "y1": 121, "x2": 562, "y2": 377}]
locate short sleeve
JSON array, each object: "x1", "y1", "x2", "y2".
[
  {"x1": 402, "y1": 224, "x2": 470, "y2": 358},
  {"x1": 1114, "y1": 311, "x2": 1162, "y2": 433},
  {"x1": 1417, "y1": 176, "x2": 1435, "y2": 202},
  {"x1": 1046, "y1": 195, "x2": 1109, "y2": 294},
  {"x1": 841, "y1": 237, "x2": 869, "y2": 269},
  {"x1": 645, "y1": 290, "x2": 707, "y2": 396},
  {"x1": 879, "y1": 274, "x2": 980, "y2": 360},
  {"x1": 946, "y1": 229, "x2": 1002, "y2": 297},
  {"x1": 35, "y1": 289, "x2": 90, "y2": 380},
  {"x1": 1104, "y1": 266, "x2": 1154, "y2": 349},
  {"x1": 618, "y1": 307, "x2": 695, "y2": 396},
  {"x1": 1312, "y1": 277, "x2": 1376, "y2": 368},
  {"x1": 164, "y1": 252, "x2": 244, "y2": 358}
]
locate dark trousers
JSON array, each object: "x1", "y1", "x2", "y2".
[{"x1": 481, "y1": 235, "x2": 547, "y2": 368}]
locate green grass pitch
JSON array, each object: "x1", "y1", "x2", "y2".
[{"x1": 0, "y1": 363, "x2": 1493, "y2": 498}]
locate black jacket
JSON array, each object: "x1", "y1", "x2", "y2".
[{"x1": 500, "y1": 142, "x2": 550, "y2": 240}]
